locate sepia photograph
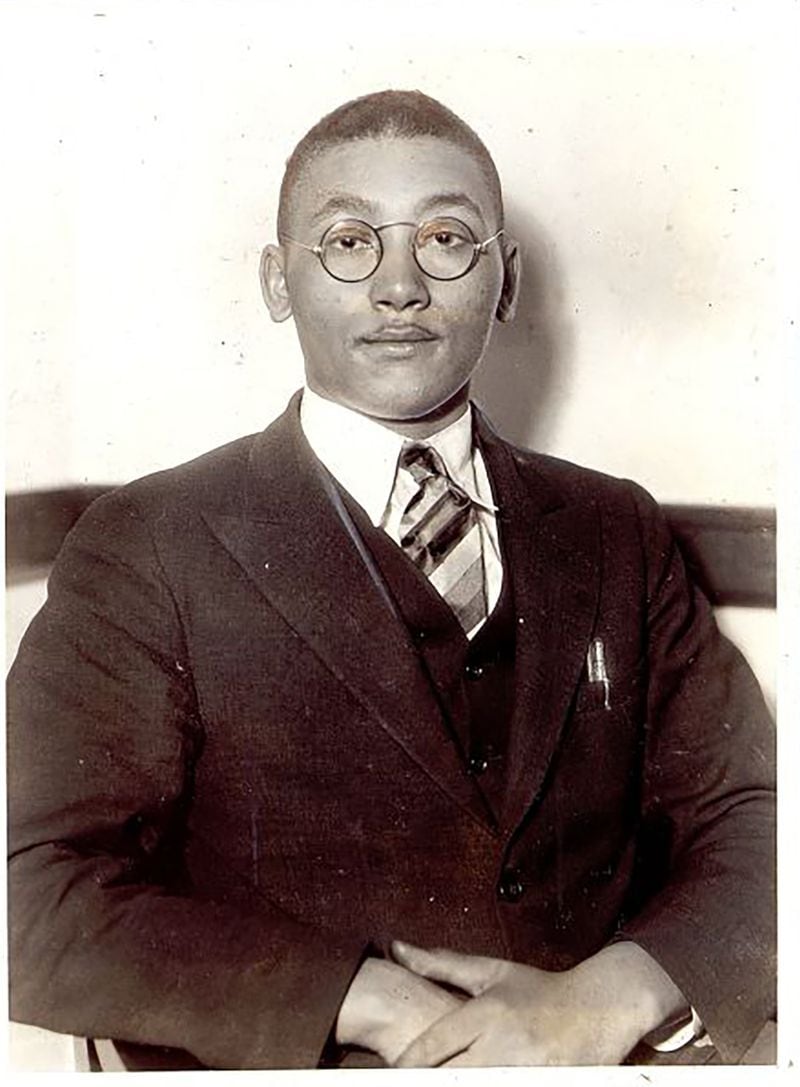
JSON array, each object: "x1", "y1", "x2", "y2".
[{"x1": 4, "y1": 0, "x2": 796, "y2": 1077}]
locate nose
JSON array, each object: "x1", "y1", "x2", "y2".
[{"x1": 368, "y1": 227, "x2": 430, "y2": 312}]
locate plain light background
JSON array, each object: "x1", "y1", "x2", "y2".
[
  {"x1": 3, "y1": 6, "x2": 786, "y2": 500},
  {"x1": 2, "y1": 0, "x2": 798, "y2": 1076}
]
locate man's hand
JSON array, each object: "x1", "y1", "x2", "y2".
[
  {"x1": 335, "y1": 956, "x2": 462, "y2": 1065},
  {"x1": 391, "y1": 939, "x2": 688, "y2": 1067}
]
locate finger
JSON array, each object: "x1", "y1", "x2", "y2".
[
  {"x1": 443, "y1": 1043, "x2": 532, "y2": 1068},
  {"x1": 442, "y1": 1047, "x2": 488, "y2": 1068},
  {"x1": 394, "y1": 999, "x2": 484, "y2": 1067},
  {"x1": 391, "y1": 941, "x2": 504, "y2": 996}
]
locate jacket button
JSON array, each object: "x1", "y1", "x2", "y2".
[
  {"x1": 464, "y1": 663, "x2": 484, "y2": 681},
  {"x1": 467, "y1": 753, "x2": 489, "y2": 776},
  {"x1": 498, "y1": 867, "x2": 524, "y2": 902}
]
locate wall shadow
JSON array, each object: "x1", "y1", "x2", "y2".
[{"x1": 473, "y1": 200, "x2": 573, "y2": 453}]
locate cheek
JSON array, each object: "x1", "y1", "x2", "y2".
[
  {"x1": 293, "y1": 284, "x2": 351, "y2": 326},
  {"x1": 438, "y1": 268, "x2": 501, "y2": 325},
  {"x1": 290, "y1": 288, "x2": 359, "y2": 366},
  {"x1": 443, "y1": 285, "x2": 499, "y2": 352},
  {"x1": 285, "y1": 260, "x2": 357, "y2": 325}
]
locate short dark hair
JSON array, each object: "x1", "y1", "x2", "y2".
[{"x1": 277, "y1": 89, "x2": 503, "y2": 239}]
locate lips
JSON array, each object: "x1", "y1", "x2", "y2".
[{"x1": 360, "y1": 325, "x2": 438, "y2": 344}]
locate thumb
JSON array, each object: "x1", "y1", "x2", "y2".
[{"x1": 391, "y1": 940, "x2": 504, "y2": 996}]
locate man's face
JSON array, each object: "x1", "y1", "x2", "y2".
[{"x1": 264, "y1": 136, "x2": 515, "y2": 426}]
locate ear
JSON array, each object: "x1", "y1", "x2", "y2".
[
  {"x1": 259, "y1": 244, "x2": 293, "y2": 323},
  {"x1": 495, "y1": 236, "x2": 520, "y2": 323}
]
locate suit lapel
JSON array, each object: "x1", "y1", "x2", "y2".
[
  {"x1": 476, "y1": 415, "x2": 602, "y2": 834},
  {"x1": 203, "y1": 397, "x2": 492, "y2": 829}
]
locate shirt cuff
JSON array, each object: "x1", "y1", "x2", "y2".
[{"x1": 646, "y1": 1007, "x2": 711, "y2": 1052}]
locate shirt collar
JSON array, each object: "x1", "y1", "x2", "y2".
[{"x1": 299, "y1": 386, "x2": 481, "y2": 526}]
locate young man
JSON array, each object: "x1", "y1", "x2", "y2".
[{"x1": 7, "y1": 90, "x2": 775, "y2": 1069}]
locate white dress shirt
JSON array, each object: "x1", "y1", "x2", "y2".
[{"x1": 300, "y1": 386, "x2": 503, "y2": 637}]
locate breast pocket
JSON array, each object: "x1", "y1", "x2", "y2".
[
  {"x1": 571, "y1": 635, "x2": 644, "y2": 716},
  {"x1": 562, "y1": 635, "x2": 646, "y2": 811}
]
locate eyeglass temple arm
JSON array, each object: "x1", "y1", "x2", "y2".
[
  {"x1": 281, "y1": 235, "x2": 322, "y2": 255},
  {"x1": 477, "y1": 228, "x2": 504, "y2": 252}
]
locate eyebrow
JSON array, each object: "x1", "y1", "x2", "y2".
[
  {"x1": 414, "y1": 192, "x2": 489, "y2": 228},
  {"x1": 309, "y1": 190, "x2": 491, "y2": 230},
  {"x1": 310, "y1": 193, "x2": 380, "y2": 227}
]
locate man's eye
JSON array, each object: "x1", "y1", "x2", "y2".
[
  {"x1": 332, "y1": 235, "x2": 369, "y2": 251},
  {"x1": 418, "y1": 222, "x2": 471, "y2": 249}
]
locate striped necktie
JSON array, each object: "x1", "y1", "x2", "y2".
[{"x1": 397, "y1": 442, "x2": 488, "y2": 636}]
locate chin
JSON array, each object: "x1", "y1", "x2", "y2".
[{"x1": 368, "y1": 390, "x2": 469, "y2": 426}]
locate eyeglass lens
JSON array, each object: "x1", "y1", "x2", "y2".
[{"x1": 319, "y1": 218, "x2": 479, "y2": 282}]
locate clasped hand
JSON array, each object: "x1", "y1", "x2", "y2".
[{"x1": 337, "y1": 939, "x2": 685, "y2": 1066}]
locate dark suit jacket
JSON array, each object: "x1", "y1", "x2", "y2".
[{"x1": 7, "y1": 395, "x2": 776, "y2": 1068}]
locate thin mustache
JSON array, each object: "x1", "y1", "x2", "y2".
[{"x1": 359, "y1": 324, "x2": 439, "y2": 343}]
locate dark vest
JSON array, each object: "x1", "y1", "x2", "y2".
[{"x1": 339, "y1": 490, "x2": 516, "y2": 825}]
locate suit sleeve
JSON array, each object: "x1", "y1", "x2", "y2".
[
  {"x1": 616, "y1": 485, "x2": 776, "y2": 1062},
  {"x1": 7, "y1": 489, "x2": 365, "y2": 1069}
]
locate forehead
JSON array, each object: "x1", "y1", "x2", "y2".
[{"x1": 286, "y1": 135, "x2": 499, "y2": 232}]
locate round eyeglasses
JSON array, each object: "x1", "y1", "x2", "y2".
[{"x1": 282, "y1": 218, "x2": 504, "y2": 283}]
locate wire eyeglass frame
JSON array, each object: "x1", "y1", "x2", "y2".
[{"x1": 282, "y1": 218, "x2": 504, "y2": 282}]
